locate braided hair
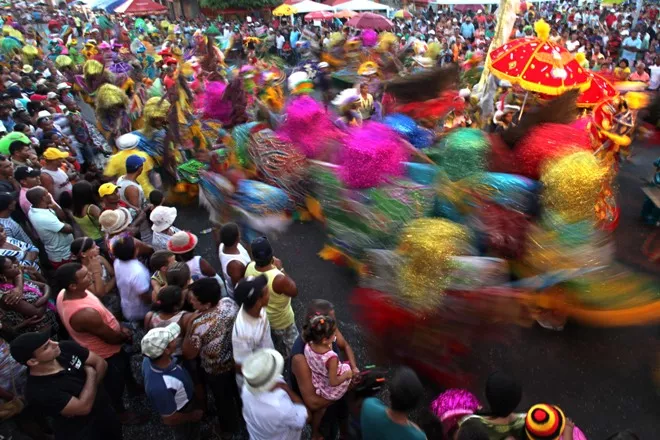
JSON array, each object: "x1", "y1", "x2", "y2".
[{"x1": 302, "y1": 314, "x2": 336, "y2": 345}]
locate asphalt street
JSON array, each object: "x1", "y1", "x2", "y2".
[
  {"x1": 6, "y1": 102, "x2": 649, "y2": 440},
  {"x1": 163, "y1": 142, "x2": 660, "y2": 439}
]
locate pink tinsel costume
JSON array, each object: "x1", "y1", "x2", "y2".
[
  {"x1": 276, "y1": 96, "x2": 343, "y2": 159},
  {"x1": 339, "y1": 122, "x2": 408, "y2": 189},
  {"x1": 431, "y1": 389, "x2": 482, "y2": 436}
]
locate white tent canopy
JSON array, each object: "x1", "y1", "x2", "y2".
[
  {"x1": 334, "y1": 0, "x2": 390, "y2": 12},
  {"x1": 293, "y1": 0, "x2": 334, "y2": 13}
]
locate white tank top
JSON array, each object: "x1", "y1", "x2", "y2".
[
  {"x1": 219, "y1": 243, "x2": 251, "y2": 297},
  {"x1": 41, "y1": 168, "x2": 72, "y2": 202},
  {"x1": 116, "y1": 176, "x2": 152, "y2": 244},
  {"x1": 186, "y1": 255, "x2": 204, "y2": 281}
]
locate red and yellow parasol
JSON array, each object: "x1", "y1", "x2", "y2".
[
  {"x1": 487, "y1": 20, "x2": 591, "y2": 95},
  {"x1": 575, "y1": 71, "x2": 618, "y2": 107}
]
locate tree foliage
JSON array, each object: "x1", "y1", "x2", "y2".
[{"x1": 200, "y1": 0, "x2": 279, "y2": 9}]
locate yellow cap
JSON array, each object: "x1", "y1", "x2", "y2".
[
  {"x1": 98, "y1": 183, "x2": 118, "y2": 198},
  {"x1": 42, "y1": 148, "x2": 69, "y2": 161}
]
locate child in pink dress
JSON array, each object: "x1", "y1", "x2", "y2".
[{"x1": 304, "y1": 314, "x2": 353, "y2": 440}]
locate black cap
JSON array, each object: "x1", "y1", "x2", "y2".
[
  {"x1": 9, "y1": 331, "x2": 50, "y2": 365},
  {"x1": 14, "y1": 166, "x2": 40, "y2": 181},
  {"x1": 251, "y1": 236, "x2": 273, "y2": 265},
  {"x1": 234, "y1": 275, "x2": 268, "y2": 306}
]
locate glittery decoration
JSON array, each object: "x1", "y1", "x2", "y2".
[
  {"x1": 430, "y1": 389, "x2": 481, "y2": 433},
  {"x1": 477, "y1": 204, "x2": 531, "y2": 259},
  {"x1": 383, "y1": 113, "x2": 434, "y2": 149},
  {"x1": 512, "y1": 124, "x2": 591, "y2": 180},
  {"x1": 277, "y1": 96, "x2": 343, "y2": 159},
  {"x1": 541, "y1": 151, "x2": 607, "y2": 223},
  {"x1": 233, "y1": 179, "x2": 292, "y2": 215},
  {"x1": 440, "y1": 128, "x2": 490, "y2": 181},
  {"x1": 361, "y1": 29, "x2": 378, "y2": 47},
  {"x1": 232, "y1": 122, "x2": 259, "y2": 168},
  {"x1": 466, "y1": 172, "x2": 540, "y2": 214},
  {"x1": 397, "y1": 219, "x2": 470, "y2": 307},
  {"x1": 310, "y1": 162, "x2": 434, "y2": 260},
  {"x1": 202, "y1": 81, "x2": 230, "y2": 121},
  {"x1": 248, "y1": 129, "x2": 308, "y2": 205},
  {"x1": 339, "y1": 122, "x2": 407, "y2": 189}
]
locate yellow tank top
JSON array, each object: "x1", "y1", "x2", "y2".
[{"x1": 245, "y1": 262, "x2": 295, "y2": 330}]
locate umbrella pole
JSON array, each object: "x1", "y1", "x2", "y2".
[{"x1": 518, "y1": 91, "x2": 529, "y2": 122}]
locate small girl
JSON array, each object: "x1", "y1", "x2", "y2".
[
  {"x1": 304, "y1": 314, "x2": 353, "y2": 440},
  {"x1": 144, "y1": 285, "x2": 193, "y2": 359}
]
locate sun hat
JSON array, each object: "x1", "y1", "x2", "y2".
[
  {"x1": 99, "y1": 207, "x2": 132, "y2": 234},
  {"x1": 167, "y1": 231, "x2": 198, "y2": 254},
  {"x1": 525, "y1": 404, "x2": 566, "y2": 440},
  {"x1": 115, "y1": 132, "x2": 140, "y2": 150},
  {"x1": 150, "y1": 206, "x2": 177, "y2": 232},
  {"x1": 242, "y1": 348, "x2": 284, "y2": 394},
  {"x1": 98, "y1": 182, "x2": 118, "y2": 198},
  {"x1": 141, "y1": 323, "x2": 181, "y2": 359},
  {"x1": 43, "y1": 147, "x2": 69, "y2": 161}
]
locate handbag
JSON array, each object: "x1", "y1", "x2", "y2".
[{"x1": 0, "y1": 367, "x2": 25, "y2": 420}]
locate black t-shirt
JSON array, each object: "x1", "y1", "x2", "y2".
[{"x1": 25, "y1": 341, "x2": 119, "y2": 440}]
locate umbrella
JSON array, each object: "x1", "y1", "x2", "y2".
[
  {"x1": 334, "y1": 9, "x2": 357, "y2": 18},
  {"x1": 538, "y1": 71, "x2": 618, "y2": 107},
  {"x1": 346, "y1": 12, "x2": 393, "y2": 31},
  {"x1": 393, "y1": 9, "x2": 413, "y2": 19},
  {"x1": 487, "y1": 20, "x2": 591, "y2": 96},
  {"x1": 576, "y1": 71, "x2": 618, "y2": 108},
  {"x1": 272, "y1": 3, "x2": 297, "y2": 16},
  {"x1": 113, "y1": 0, "x2": 168, "y2": 15},
  {"x1": 305, "y1": 11, "x2": 334, "y2": 21}
]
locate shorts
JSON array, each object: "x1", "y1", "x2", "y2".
[{"x1": 271, "y1": 323, "x2": 299, "y2": 358}]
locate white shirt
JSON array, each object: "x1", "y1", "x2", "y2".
[
  {"x1": 219, "y1": 243, "x2": 251, "y2": 297},
  {"x1": 232, "y1": 306, "x2": 273, "y2": 387},
  {"x1": 276, "y1": 35, "x2": 285, "y2": 49},
  {"x1": 565, "y1": 40, "x2": 580, "y2": 52},
  {"x1": 114, "y1": 259, "x2": 151, "y2": 322},
  {"x1": 649, "y1": 65, "x2": 660, "y2": 90},
  {"x1": 241, "y1": 382, "x2": 308, "y2": 440},
  {"x1": 28, "y1": 207, "x2": 73, "y2": 262}
]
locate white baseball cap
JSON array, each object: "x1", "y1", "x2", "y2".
[{"x1": 56, "y1": 82, "x2": 71, "y2": 91}]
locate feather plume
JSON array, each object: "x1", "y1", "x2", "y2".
[
  {"x1": 384, "y1": 65, "x2": 459, "y2": 103},
  {"x1": 501, "y1": 90, "x2": 579, "y2": 147}
]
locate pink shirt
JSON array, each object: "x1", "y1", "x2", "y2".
[
  {"x1": 56, "y1": 289, "x2": 122, "y2": 359},
  {"x1": 629, "y1": 71, "x2": 650, "y2": 83}
]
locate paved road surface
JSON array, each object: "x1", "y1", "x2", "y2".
[{"x1": 77, "y1": 103, "x2": 660, "y2": 439}]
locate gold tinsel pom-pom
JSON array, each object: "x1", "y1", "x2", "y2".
[
  {"x1": 95, "y1": 84, "x2": 129, "y2": 110},
  {"x1": 541, "y1": 151, "x2": 607, "y2": 223},
  {"x1": 397, "y1": 218, "x2": 471, "y2": 308},
  {"x1": 534, "y1": 19, "x2": 550, "y2": 41},
  {"x1": 83, "y1": 59, "x2": 104, "y2": 77},
  {"x1": 144, "y1": 96, "x2": 171, "y2": 120}
]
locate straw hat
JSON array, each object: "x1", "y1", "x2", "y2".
[
  {"x1": 99, "y1": 208, "x2": 132, "y2": 234},
  {"x1": 242, "y1": 349, "x2": 284, "y2": 394},
  {"x1": 167, "y1": 231, "x2": 198, "y2": 254}
]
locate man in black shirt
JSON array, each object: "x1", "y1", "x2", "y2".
[{"x1": 10, "y1": 332, "x2": 122, "y2": 440}]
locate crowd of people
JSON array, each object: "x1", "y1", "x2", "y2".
[{"x1": 0, "y1": 0, "x2": 656, "y2": 440}]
